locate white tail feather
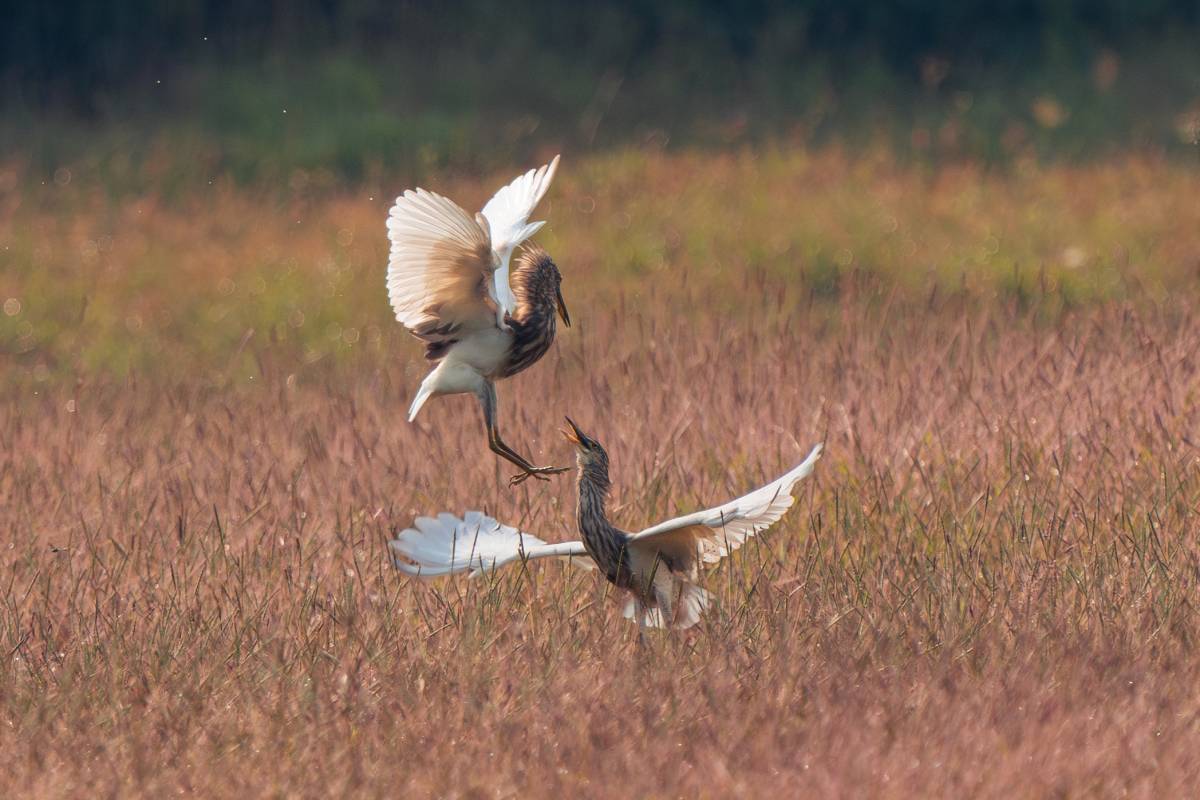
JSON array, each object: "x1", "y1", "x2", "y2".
[
  {"x1": 621, "y1": 581, "x2": 712, "y2": 630},
  {"x1": 623, "y1": 597, "x2": 668, "y2": 629},
  {"x1": 406, "y1": 380, "x2": 436, "y2": 422},
  {"x1": 671, "y1": 582, "x2": 712, "y2": 629}
]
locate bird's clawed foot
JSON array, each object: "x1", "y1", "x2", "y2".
[{"x1": 509, "y1": 465, "x2": 570, "y2": 487}]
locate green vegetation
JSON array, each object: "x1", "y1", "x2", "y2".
[
  {"x1": 3, "y1": 148, "x2": 1199, "y2": 383},
  {"x1": 6, "y1": 39, "x2": 1200, "y2": 191}
]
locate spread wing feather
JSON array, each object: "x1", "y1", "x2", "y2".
[
  {"x1": 389, "y1": 511, "x2": 593, "y2": 578},
  {"x1": 480, "y1": 155, "x2": 560, "y2": 319},
  {"x1": 629, "y1": 444, "x2": 823, "y2": 576},
  {"x1": 386, "y1": 189, "x2": 498, "y2": 339}
]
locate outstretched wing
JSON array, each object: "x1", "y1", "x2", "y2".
[
  {"x1": 480, "y1": 155, "x2": 560, "y2": 318},
  {"x1": 386, "y1": 189, "x2": 498, "y2": 345},
  {"x1": 629, "y1": 444, "x2": 823, "y2": 576},
  {"x1": 389, "y1": 510, "x2": 593, "y2": 578}
]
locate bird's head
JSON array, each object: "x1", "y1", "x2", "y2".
[
  {"x1": 514, "y1": 245, "x2": 569, "y2": 327},
  {"x1": 561, "y1": 416, "x2": 608, "y2": 471}
]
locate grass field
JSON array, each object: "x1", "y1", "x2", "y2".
[
  {"x1": 3, "y1": 148, "x2": 1200, "y2": 795},
  {"x1": 5, "y1": 148, "x2": 1200, "y2": 380}
]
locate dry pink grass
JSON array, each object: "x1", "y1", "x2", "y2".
[{"x1": 3, "y1": 287, "x2": 1199, "y2": 797}]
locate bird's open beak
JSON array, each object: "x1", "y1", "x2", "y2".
[
  {"x1": 555, "y1": 287, "x2": 571, "y2": 328},
  {"x1": 560, "y1": 415, "x2": 585, "y2": 447}
]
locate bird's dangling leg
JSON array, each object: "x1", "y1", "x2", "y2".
[{"x1": 478, "y1": 381, "x2": 569, "y2": 486}]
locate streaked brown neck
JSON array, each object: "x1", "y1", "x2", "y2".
[
  {"x1": 509, "y1": 246, "x2": 558, "y2": 324},
  {"x1": 576, "y1": 460, "x2": 611, "y2": 517},
  {"x1": 575, "y1": 460, "x2": 628, "y2": 581}
]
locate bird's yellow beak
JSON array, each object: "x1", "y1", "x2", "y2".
[
  {"x1": 555, "y1": 287, "x2": 571, "y2": 328},
  {"x1": 561, "y1": 415, "x2": 585, "y2": 447}
]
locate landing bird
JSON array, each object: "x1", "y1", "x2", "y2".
[
  {"x1": 390, "y1": 418, "x2": 823, "y2": 629},
  {"x1": 386, "y1": 156, "x2": 570, "y2": 485}
]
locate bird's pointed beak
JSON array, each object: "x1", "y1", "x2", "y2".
[
  {"x1": 555, "y1": 287, "x2": 570, "y2": 328},
  {"x1": 560, "y1": 416, "x2": 585, "y2": 447}
]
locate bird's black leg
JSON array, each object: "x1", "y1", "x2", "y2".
[{"x1": 478, "y1": 382, "x2": 569, "y2": 486}]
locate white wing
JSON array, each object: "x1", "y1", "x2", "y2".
[
  {"x1": 386, "y1": 188, "x2": 497, "y2": 338},
  {"x1": 629, "y1": 444, "x2": 823, "y2": 574},
  {"x1": 480, "y1": 155, "x2": 560, "y2": 320},
  {"x1": 389, "y1": 510, "x2": 593, "y2": 578}
]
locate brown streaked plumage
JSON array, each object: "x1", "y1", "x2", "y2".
[
  {"x1": 386, "y1": 157, "x2": 571, "y2": 486},
  {"x1": 391, "y1": 418, "x2": 823, "y2": 630},
  {"x1": 497, "y1": 245, "x2": 568, "y2": 378}
]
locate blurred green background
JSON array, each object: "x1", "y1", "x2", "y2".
[
  {"x1": 4, "y1": 1, "x2": 1200, "y2": 184},
  {"x1": 2, "y1": 2, "x2": 1199, "y2": 383}
]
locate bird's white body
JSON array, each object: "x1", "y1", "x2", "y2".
[
  {"x1": 407, "y1": 329, "x2": 510, "y2": 420},
  {"x1": 386, "y1": 156, "x2": 561, "y2": 421},
  {"x1": 390, "y1": 443, "x2": 824, "y2": 629}
]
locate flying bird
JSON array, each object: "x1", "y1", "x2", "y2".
[
  {"x1": 386, "y1": 156, "x2": 570, "y2": 485},
  {"x1": 390, "y1": 418, "x2": 823, "y2": 629}
]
